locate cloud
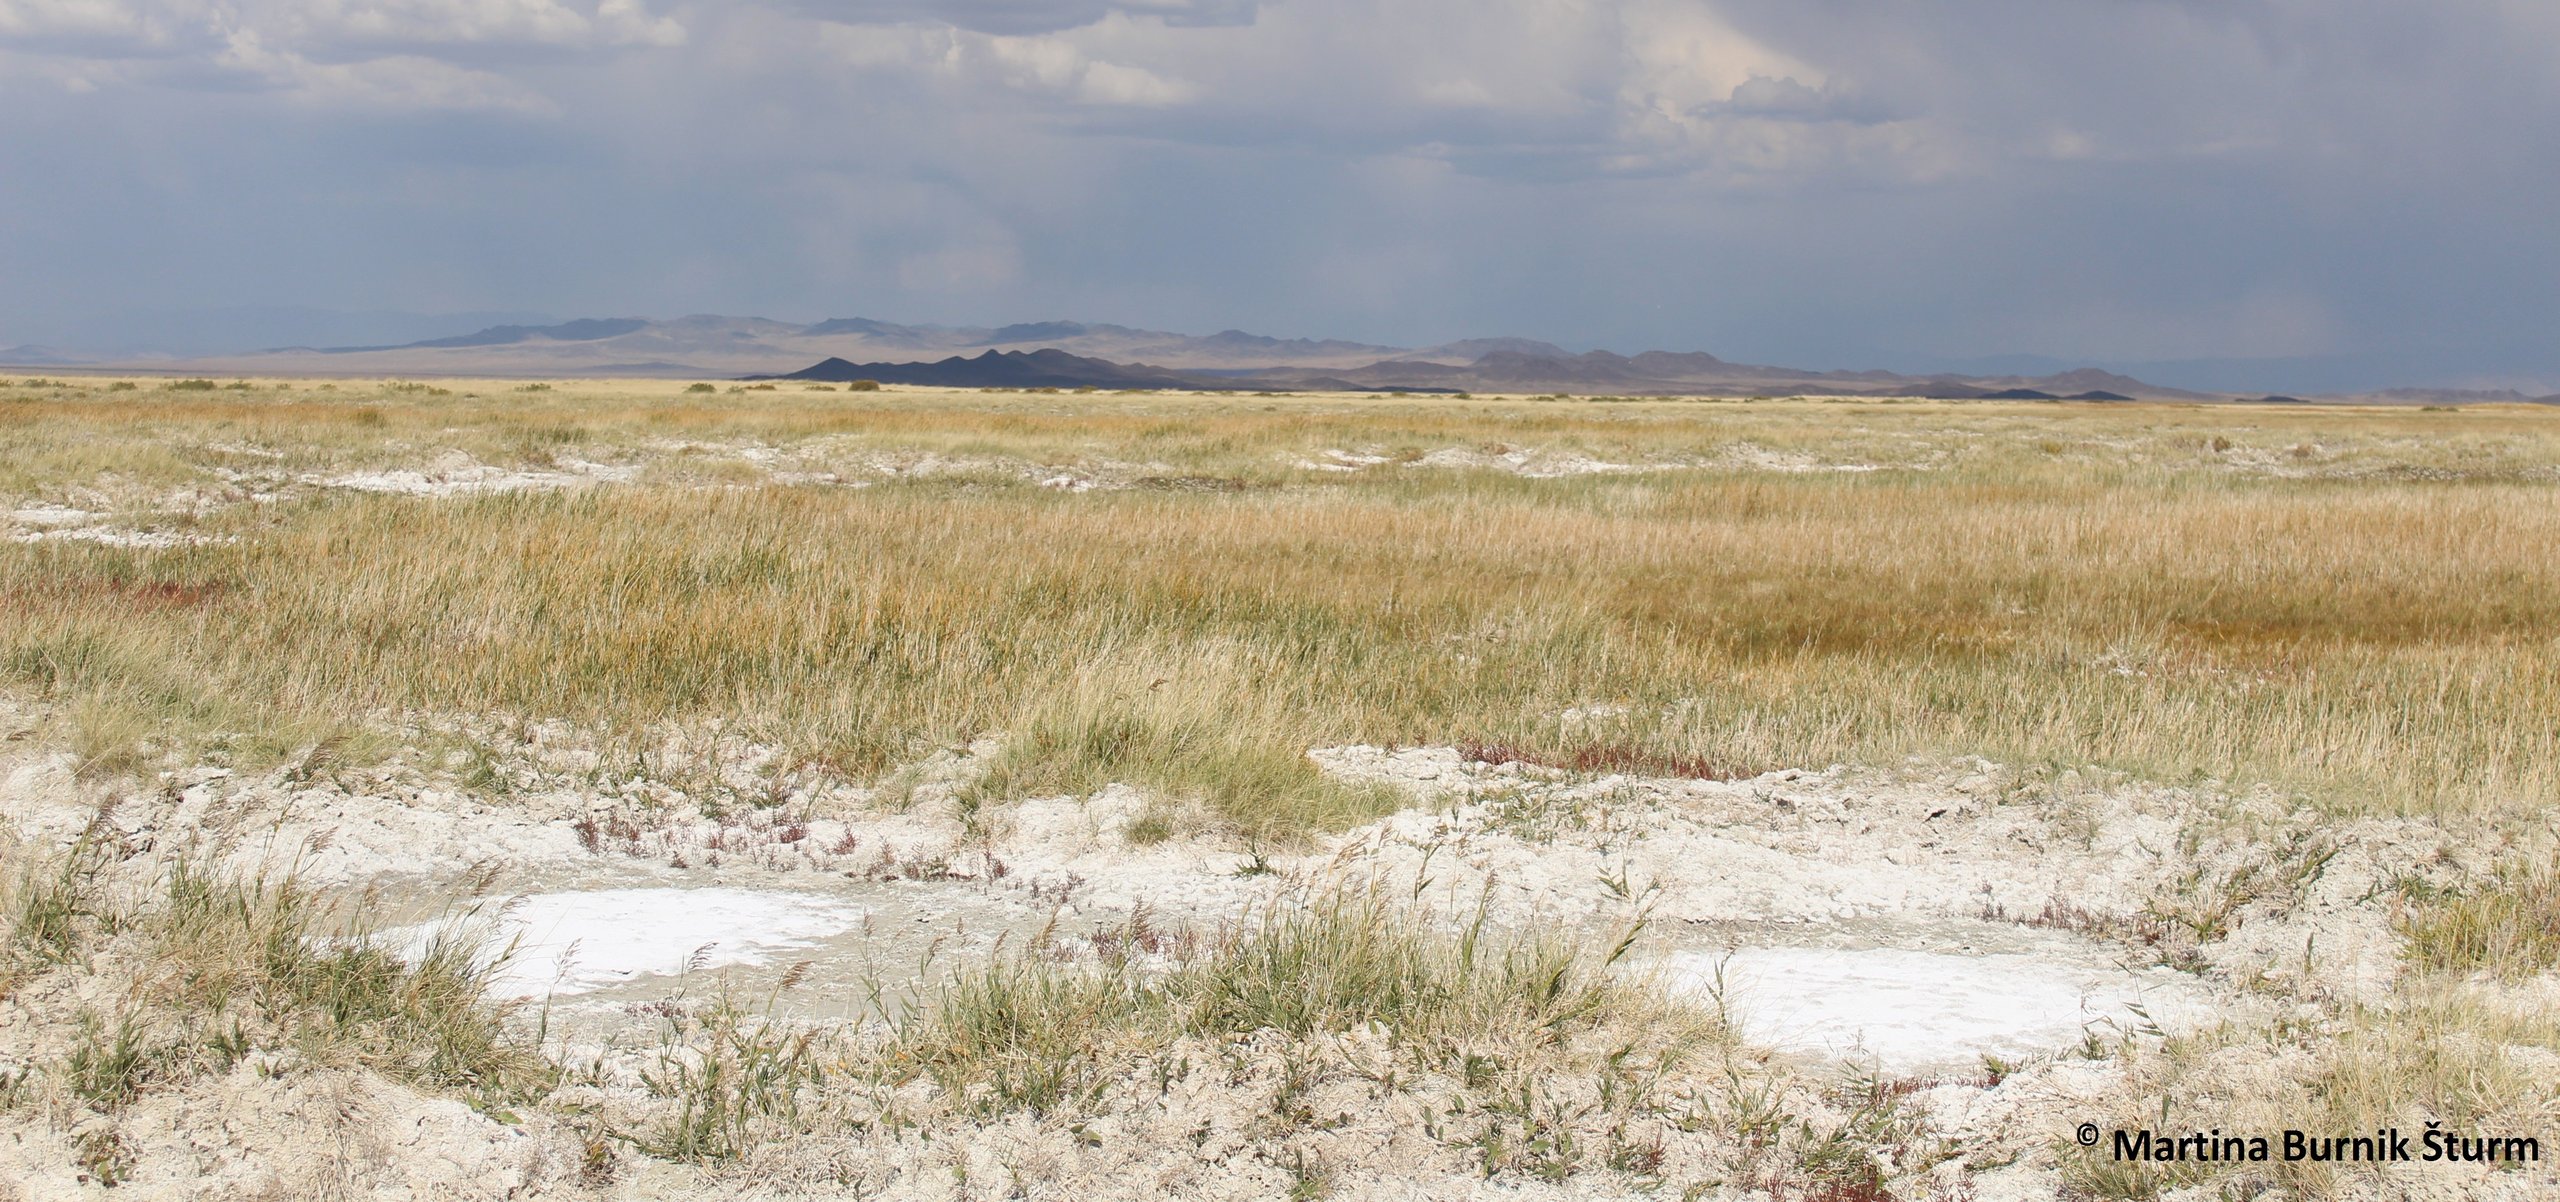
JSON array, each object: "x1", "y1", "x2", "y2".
[
  {"x1": 821, "y1": 18, "x2": 1194, "y2": 107},
  {"x1": 3, "y1": 0, "x2": 2558, "y2": 385},
  {"x1": 0, "y1": 0, "x2": 214, "y2": 56},
  {"x1": 0, "y1": 0, "x2": 682, "y2": 108},
  {"x1": 209, "y1": 27, "x2": 562, "y2": 111},
  {"x1": 274, "y1": 0, "x2": 686, "y2": 58},
  {"x1": 803, "y1": 0, "x2": 1923, "y2": 181},
  {"x1": 792, "y1": 0, "x2": 1255, "y2": 36}
]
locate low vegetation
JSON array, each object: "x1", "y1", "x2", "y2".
[
  {"x1": 1, "y1": 839, "x2": 548, "y2": 1118},
  {"x1": 2, "y1": 379, "x2": 2556, "y2": 1196},
  {"x1": 4, "y1": 384, "x2": 2557, "y2": 831},
  {"x1": 898, "y1": 885, "x2": 1672, "y2": 1115},
  {"x1": 2399, "y1": 859, "x2": 2560, "y2": 977}
]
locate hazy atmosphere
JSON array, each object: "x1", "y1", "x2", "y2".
[{"x1": 5, "y1": 0, "x2": 2558, "y2": 391}]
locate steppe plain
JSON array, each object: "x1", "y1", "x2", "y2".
[{"x1": 2, "y1": 377, "x2": 2557, "y2": 1200}]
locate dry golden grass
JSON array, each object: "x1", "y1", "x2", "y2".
[
  {"x1": 4, "y1": 379, "x2": 2557, "y2": 830},
  {"x1": 7, "y1": 377, "x2": 2560, "y2": 1197},
  {"x1": 2, "y1": 844, "x2": 546, "y2": 1115}
]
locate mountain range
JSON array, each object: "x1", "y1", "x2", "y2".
[
  {"x1": 7, "y1": 314, "x2": 2552, "y2": 403},
  {"x1": 767, "y1": 347, "x2": 2175, "y2": 399}
]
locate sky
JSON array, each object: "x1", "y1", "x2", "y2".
[{"x1": 2, "y1": 1, "x2": 2555, "y2": 390}]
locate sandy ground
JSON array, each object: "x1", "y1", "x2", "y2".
[{"x1": 6, "y1": 687, "x2": 2540, "y2": 1200}]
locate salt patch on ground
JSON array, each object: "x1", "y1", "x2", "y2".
[
  {"x1": 313, "y1": 453, "x2": 637, "y2": 497},
  {"x1": 9, "y1": 504, "x2": 99, "y2": 527},
  {"x1": 12, "y1": 526, "x2": 229, "y2": 548},
  {"x1": 1667, "y1": 946, "x2": 2204, "y2": 1075},
  {"x1": 400, "y1": 887, "x2": 866, "y2": 998}
]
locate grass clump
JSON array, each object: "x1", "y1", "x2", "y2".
[
  {"x1": 2400, "y1": 861, "x2": 2560, "y2": 977},
  {"x1": 960, "y1": 677, "x2": 1403, "y2": 836},
  {"x1": 1, "y1": 848, "x2": 547, "y2": 1114},
  {"x1": 636, "y1": 985, "x2": 824, "y2": 1162},
  {"x1": 898, "y1": 883, "x2": 1677, "y2": 1118},
  {"x1": 2067, "y1": 987, "x2": 2560, "y2": 1198}
]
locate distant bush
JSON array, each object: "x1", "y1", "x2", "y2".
[
  {"x1": 685, "y1": 383, "x2": 717, "y2": 393},
  {"x1": 847, "y1": 380, "x2": 881, "y2": 392},
  {"x1": 107, "y1": 381, "x2": 137, "y2": 391},
  {"x1": 164, "y1": 379, "x2": 218, "y2": 391},
  {"x1": 517, "y1": 383, "x2": 552, "y2": 393}
]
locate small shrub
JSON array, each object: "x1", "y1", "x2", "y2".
[
  {"x1": 74, "y1": 1128, "x2": 136, "y2": 1187},
  {"x1": 163, "y1": 379, "x2": 218, "y2": 392},
  {"x1": 686, "y1": 383, "x2": 717, "y2": 393},
  {"x1": 847, "y1": 380, "x2": 881, "y2": 391}
]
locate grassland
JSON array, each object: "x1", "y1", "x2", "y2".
[
  {"x1": 5, "y1": 380, "x2": 2559, "y2": 827},
  {"x1": 4, "y1": 376, "x2": 2559, "y2": 1197}
]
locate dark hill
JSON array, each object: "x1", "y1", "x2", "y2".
[
  {"x1": 768, "y1": 348, "x2": 1211, "y2": 390},
  {"x1": 1883, "y1": 382, "x2": 1992, "y2": 399}
]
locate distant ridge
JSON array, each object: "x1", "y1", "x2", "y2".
[
  {"x1": 757, "y1": 347, "x2": 2196, "y2": 400},
  {"x1": 1401, "y1": 337, "x2": 1576, "y2": 364},
  {"x1": 324, "y1": 317, "x2": 648, "y2": 353},
  {"x1": 983, "y1": 321, "x2": 1090, "y2": 343},
  {"x1": 102, "y1": 311, "x2": 2241, "y2": 399},
  {"x1": 799, "y1": 317, "x2": 918, "y2": 338},
  {"x1": 1216, "y1": 349, "x2": 2217, "y2": 400},
  {"x1": 770, "y1": 349, "x2": 1210, "y2": 390}
]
